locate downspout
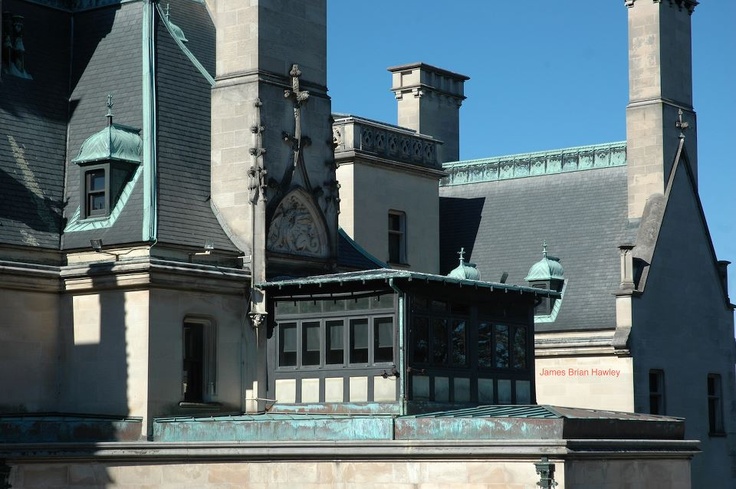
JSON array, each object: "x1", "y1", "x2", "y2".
[
  {"x1": 388, "y1": 278, "x2": 406, "y2": 416},
  {"x1": 141, "y1": 0, "x2": 158, "y2": 241}
]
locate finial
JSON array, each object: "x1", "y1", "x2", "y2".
[
  {"x1": 106, "y1": 94, "x2": 114, "y2": 125},
  {"x1": 457, "y1": 247, "x2": 465, "y2": 264},
  {"x1": 165, "y1": 3, "x2": 171, "y2": 20},
  {"x1": 676, "y1": 108, "x2": 689, "y2": 139},
  {"x1": 543, "y1": 240, "x2": 548, "y2": 259}
]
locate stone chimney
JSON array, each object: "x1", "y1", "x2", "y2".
[
  {"x1": 388, "y1": 63, "x2": 468, "y2": 163},
  {"x1": 625, "y1": 0, "x2": 698, "y2": 220}
]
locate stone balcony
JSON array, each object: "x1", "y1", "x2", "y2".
[{"x1": 332, "y1": 114, "x2": 442, "y2": 171}]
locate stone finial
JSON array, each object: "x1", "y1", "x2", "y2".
[
  {"x1": 106, "y1": 94, "x2": 114, "y2": 125},
  {"x1": 676, "y1": 108, "x2": 689, "y2": 139}
]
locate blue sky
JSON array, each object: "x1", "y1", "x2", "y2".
[{"x1": 327, "y1": 1, "x2": 735, "y2": 299}]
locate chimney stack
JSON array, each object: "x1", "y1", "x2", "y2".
[
  {"x1": 625, "y1": 0, "x2": 698, "y2": 219},
  {"x1": 388, "y1": 63, "x2": 468, "y2": 163}
]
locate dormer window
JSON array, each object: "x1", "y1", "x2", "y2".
[
  {"x1": 72, "y1": 96, "x2": 142, "y2": 220},
  {"x1": 85, "y1": 167, "x2": 107, "y2": 217},
  {"x1": 525, "y1": 242, "x2": 565, "y2": 316}
]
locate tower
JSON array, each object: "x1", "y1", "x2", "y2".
[
  {"x1": 209, "y1": 0, "x2": 337, "y2": 411},
  {"x1": 625, "y1": 0, "x2": 698, "y2": 219}
]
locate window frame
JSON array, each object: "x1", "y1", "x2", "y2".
[
  {"x1": 388, "y1": 210, "x2": 407, "y2": 264},
  {"x1": 648, "y1": 369, "x2": 665, "y2": 415},
  {"x1": 181, "y1": 317, "x2": 217, "y2": 404},
  {"x1": 274, "y1": 297, "x2": 396, "y2": 370},
  {"x1": 82, "y1": 165, "x2": 109, "y2": 218},
  {"x1": 707, "y1": 373, "x2": 725, "y2": 435}
]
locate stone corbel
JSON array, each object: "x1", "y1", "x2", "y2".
[{"x1": 248, "y1": 311, "x2": 267, "y2": 329}]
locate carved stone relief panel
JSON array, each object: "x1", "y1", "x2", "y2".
[{"x1": 267, "y1": 189, "x2": 329, "y2": 258}]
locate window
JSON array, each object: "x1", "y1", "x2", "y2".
[
  {"x1": 388, "y1": 211, "x2": 406, "y2": 264},
  {"x1": 326, "y1": 320, "x2": 344, "y2": 364},
  {"x1": 649, "y1": 369, "x2": 665, "y2": 415},
  {"x1": 85, "y1": 168, "x2": 108, "y2": 218},
  {"x1": 374, "y1": 317, "x2": 394, "y2": 363},
  {"x1": 302, "y1": 321, "x2": 321, "y2": 366},
  {"x1": 349, "y1": 318, "x2": 369, "y2": 364},
  {"x1": 279, "y1": 323, "x2": 297, "y2": 367},
  {"x1": 707, "y1": 373, "x2": 724, "y2": 434},
  {"x1": 275, "y1": 300, "x2": 395, "y2": 369},
  {"x1": 182, "y1": 319, "x2": 216, "y2": 403}
]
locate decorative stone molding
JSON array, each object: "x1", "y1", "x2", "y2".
[
  {"x1": 625, "y1": 0, "x2": 698, "y2": 14},
  {"x1": 442, "y1": 141, "x2": 627, "y2": 186},
  {"x1": 267, "y1": 190, "x2": 329, "y2": 258},
  {"x1": 332, "y1": 115, "x2": 440, "y2": 170}
]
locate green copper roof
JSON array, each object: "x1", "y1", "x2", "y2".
[
  {"x1": 447, "y1": 248, "x2": 481, "y2": 280},
  {"x1": 441, "y1": 141, "x2": 626, "y2": 186},
  {"x1": 525, "y1": 243, "x2": 564, "y2": 281},
  {"x1": 72, "y1": 123, "x2": 142, "y2": 165}
]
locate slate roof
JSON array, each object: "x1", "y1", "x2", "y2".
[
  {"x1": 336, "y1": 228, "x2": 389, "y2": 271},
  {"x1": 62, "y1": 2, "x2": 145, "y2": 250},
  {"x1": 0, "y1": 3, "x2": 71, "y2": 251},
  {"x1": 440, "y1": 147, "x2": 631, "y2": 332},
  {"x1": 155, "y1": 0, "x2": 237, "y2": 252}
]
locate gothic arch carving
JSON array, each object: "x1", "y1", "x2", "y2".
[{"x1": 267, "y1": 188, "x2": 329, "y2": 258}]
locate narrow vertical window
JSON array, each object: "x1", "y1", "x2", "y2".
[
  {"x1": 388, "y1": 211, "x2": 406, "y2": 264},
  {"x1": 412, "y1": 316, "x2": 429, "y2": 364},
  {"x1": 350, "y1": 318, "x2": 369, "y2": 364},
  {"x1": 182, "y1": 319, "x2": 216, "y2": 403},
  {"x1": 302, "y1": 321, "x2": 321, "y2": 366},
  {"x1": 326, "y1": 320, "x2": 344, "y2": 364},
  {"x1": 451, "y1": 320, "x2": 467, "y2": 366},
  {"x1": 279, "y1": 322, "x2": 297, "y2": 367},
  {"x1": 494, "y1": 324, "x2": 509, "y2": 368},
  {"x1": 431, "y1": 318, "x2": 448, "y2": 365},
  {"x1": 478, "y1": 321, "x2": 492, "y2": 368},
  {"x1": 374, "y1": 317, "x2": 394, "y2": 363},
  {"x1": 86, "y1": 168, "x2": 107, "y2": 217},
  {"x1": 649, "y1": 369, "x2": 665, "y2": 415},
  {"x1": 707, "y1": 373, "x2": 724, "y2": 434}
]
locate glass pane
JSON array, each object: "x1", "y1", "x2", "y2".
[
  {"x1": 388, "y1": 213, "x2": 401, "y2": 231},
  {"x1": 279, "y1": 323, "x2": 297, "y2": 367},
  {"x1": 478, "y1": 321, "x2": 492, "y2": 368},
  {"x1": 323, "y1": 299, "x2": 345, "y2": 313},
  {"x1": 301, "y1": 301, "x2": 321, "y2": 314},
  {"x1": 494, "y1": 324, "x2": 509, "y2": 368},
  {"x1": 371, "y1": 294, "x2": 395, "y2": 309},
  {"x1": 302, "y1": 321, "x2": 320, "y2": 366},
  {"x1": 412, "y1": 316, "x2": 429, "y2": 364},
  {"x1": 89, "y1": 170, "x2": 105, "y2": 191},
  {"x1": 374, "y1": 317, "x2": 394, "y2": 363},
  {"x1": 350, "y1": 318, "x2": 368, "y2": 363},
  {"x1": 512, "y1": 326, "x2": 527, "y2": 369},
  {"x1": 276, "y1": 301, "x2": 298, "y2": 315},
  {"x1": 451, "y1": 320, "x2": 467, "y2": 366},
  {"x1": 431, "y1": 318, "x2": 448, "y2": 365},
  {"x1": 388, "y1": 234, "x2": 401, "y2": 263},
  {"x1": 326, "y1": 320, "x2": 344, "y2": 364},
  {"x1": 346, "y1": 297, "x2": 370, "y2": 311},
  {"x1": 89, "y1": 193, "x2": 105, "y2": 211}
]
